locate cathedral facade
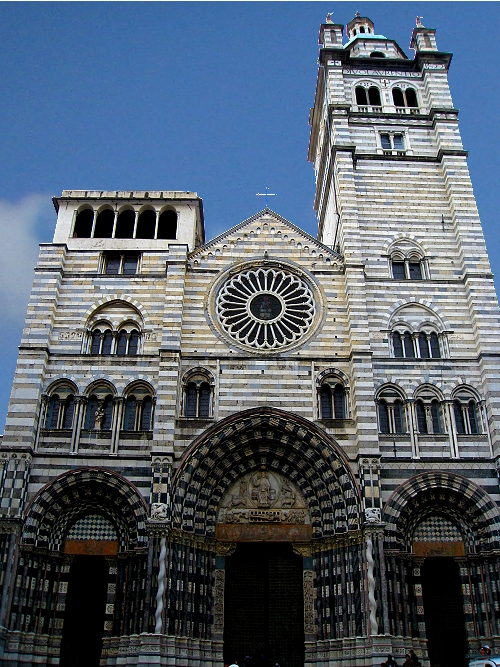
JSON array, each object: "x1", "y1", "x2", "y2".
[{"x1": 0, "y1": 14, "x2": 499, "y2": 667}]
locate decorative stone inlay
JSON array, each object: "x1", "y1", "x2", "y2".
[
  {"x1": 216, "y1": 267, "x2": 315, "y2": 350},
  {"x1": 213, "y1": 569, "x2": 225, "y2": 634},
  {"x1": 218, "y1": 469, "x2": 309, "y2": 525}
]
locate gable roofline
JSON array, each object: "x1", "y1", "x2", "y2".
[{"x1": 188, "y1": 208, "x2": 343, "y2": 261}]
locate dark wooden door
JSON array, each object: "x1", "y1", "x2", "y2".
[
  {"x1": 224, "y1": 543, "x2": 304, "y2": 667},
  {"x1": 421, "y1": 558, "x2": 468, "y2": 667},
  {"x1": 59, "y1": 556, "x2": 109, "y2": 667}
]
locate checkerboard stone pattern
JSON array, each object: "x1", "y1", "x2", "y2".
[
  {"x1": 413, "y1": 516, "x2": 462, "y2": 542},
  {"x1": 67, "y1": 514, "x2": 117, "y2": 541}
]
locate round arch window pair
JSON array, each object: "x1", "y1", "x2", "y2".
[{"x1": 216, "y1": 267, "x2": 315, "y2": 350}]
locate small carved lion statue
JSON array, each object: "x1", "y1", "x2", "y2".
[
  {"x1": 364, "y1": 507, "x2": 381, "y2": 523},
  {"x1": 150, "y1": 503, "x2": 169, "y2": 522}
]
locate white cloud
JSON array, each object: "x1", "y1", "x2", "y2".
[{"x1": 0, "y1": 194, "x2": 54, "y2": 326}]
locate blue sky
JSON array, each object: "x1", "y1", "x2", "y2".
[{"x1": 0, "y1": 2, "x2": 499, "y2": 430}]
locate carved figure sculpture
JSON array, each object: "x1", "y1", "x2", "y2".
[
  {"x1": 280, "y1": 479, "x2": 296, "y2": 508},
  {"x1": 94, "y1": 404, "x2": 105, "y2": 430},
  {"x1": 252, "y1": 470, "x2": 273, "y2": 507}
]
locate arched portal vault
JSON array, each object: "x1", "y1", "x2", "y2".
[
  {"x1": 171, "y1": 407, "x2": 362, "y2": 538},
  {"x1": 383, "y1": 471, "x2": 500, "y2": 553}
]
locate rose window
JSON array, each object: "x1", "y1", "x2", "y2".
[{"x1": 216, "y1": 267, "x2": 315, "y2": 350}]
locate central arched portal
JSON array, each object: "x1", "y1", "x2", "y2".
[
  {"x1": 171, "y1": 408, "x2": 364, "y2": 657},
  {"x1": 217, "y1": 468, "x2": 310, "y2": 667}
]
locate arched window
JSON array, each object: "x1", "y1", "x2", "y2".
[
  {"x1": 101, "y1": 396, "x2": 113, "y2": 430},
  {"x1": 368, "y1": 87, "x2": 381, "y2": 107},
  {"x1": 391, "y1": 254, "x2": 425, "y2": 280},
  {"x1": 414, "y1": 390, "x2": 445, "y2": 435},
  {"x1": 115, "y1": 209, "x2": 135, "y2": 239},
  {"x1": 430, "y1": 332, "x2": 441, "y2": 358},
  {"x1": 185, "y1": 383, "x2": 197, "y2": 417},
  {"x1": 392, "y1": 87, "x2": 405, "y2": 107},
  {"x1": 85, "y1": 395, "x2": 98, "y2": 429},
  {"x1": 431, "y1": 400, "x2": 442, "y2": 434},
  {"x1": 370, "y1": 51, "x2": 386, "y2": 58},
  {"x1": 157, "y1": 210, "x2": 177, "y2": 239},
  {"x1": 136, "y1": 209, "x2": 156, "y2": 239},
  {"x1": 183, "y1": 372, "x2": 214, "y2": 418},
  {"x1": 128, "y1": 330, "x2": 140, "y2": 355},
  {"x1": 418, "y1": 333, "x2": 430, "y2": 359},
  {"x1": 416, "y1": 400, "x2": 427, "y2": 433},
  {"x1": 355, "y1": 86, "x2": 368, "y2": 106},
  {"x1": 122, "y1": 386, "x2": 155, "y2": 432},
  {"x1": 392, "y1": 87, "x2": 418, "y2": 111},
  {"x1": 101, "y1": 330, "x2": 113, "y2": 355},
  {"x1": 90, "y1": 327, "x2": 140, "y2": 356},
  {"x1": 46, "y1": 394, "x2": 60, "y2": 429},
  {"x1": 468, "y1": 400, "x2": 479, "y2": 434},
  {"x1": 62, "y1": 395, "x2": 75, "y2": 429},
  {"x1": 320, "y1": 385, "x2": 333, "y2": 419},
  {"x1": 378, "y1": 401, "x2": 390, "y2": 434},
  {"x1": 45, "y1": 386, "x2": 77, "y2": 430},
  {"x1": 403, "y1": 332, "x2": 415, "y2": 358},
  {"x1": 73, "y1": 209, "x2": 93, "y2": 238},
  {"x1": 393, "y1": 332, "x2": 403, "y2": 358},
  {"x1": 452, "y1": 391, "x2": 482, "y2": 436},
  {"x1": 199, "y1": 383, "x2": 211, "y2": 418},
  {"x1": 394, "y1": 400, "x2": 404, "y2": 433},
  {"x1": 141, "y1": 396, "x2": 153, "y2": 430},
  {"x1": 319, "y1": 380, "x2": 346, "y2": 419},
  {"x1": 392, "y1": 330, "x2": 443, "y2": 360},
  {"x1": 454, "y1": 399, "x2": 466, "y2": 434},
  {"x1": 405, "y1": 88, "x2": 418, "y2": 108},
  {"x1": 116, "y1": 330, "x2": 128, "y2": 355},
  {"x1": 377, "y1": 388, "x2": 407, "y2": 434},
  {"x1": 124, "y1": 396, "x2": 137, "y2": 431},
  {"x1": 93, "y1": 209, "x2": 114, "y2": 238}
]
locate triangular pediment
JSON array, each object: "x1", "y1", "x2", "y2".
[{"x1": 188, "y1": 209, "x2": 343, "y2": 269}]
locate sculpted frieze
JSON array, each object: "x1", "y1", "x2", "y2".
[{"x1": 218, "y1": 468, "x2": 310, "y2": 525}]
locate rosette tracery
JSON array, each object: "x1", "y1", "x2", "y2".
[{"x1": 216, "y1": 267, "x2": 315, "y2": 350}]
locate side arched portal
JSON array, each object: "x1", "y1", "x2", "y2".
[
  {"x1": 383, "y1": 473, "x2": 500, "y2": 665},
  {"x1": 13, "y1": 469, "x2": 150, "y2": 667}
]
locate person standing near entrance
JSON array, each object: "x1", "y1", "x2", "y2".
[{"x1": 409, "y1": 650, "x2": 418, "y2": 667}]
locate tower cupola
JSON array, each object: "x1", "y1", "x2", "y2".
[{"x1": 346, "y1": 13, "x2": 375, "y2": 39}]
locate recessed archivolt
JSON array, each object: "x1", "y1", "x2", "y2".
[
  {"x1": 44, "y1": 377, "x2": 80, "y2": 395},
  {"x1": 171, "y1": 407, "x2": 362, "y2": 539},
  {"x1": 84, "y1": 296, "x2": 148, "y2": 329},
  {"x1": 182, "y1": 367, "x2": 216, "y2": 386},
  {"x1": 385, "y1": 299, "x2": 449, "y2": 331},
  {"x1": 316, "y1": 368, "x2": 350, "y2": 387},
  {"x1": 375, "y1": 382, "x2": 407, "y2": 400},
  {"x1": 383, "y1": 472, "x2": 500, "y2": 553},
  {"x1": 413, "y1": 382, "x2": 445, "y2": 400},
  {"x1": 22, "y1": 468, "x2": 149, "y2": 552},
  {"x1": 384, "y1": 233, "x2": 429, "y2": 257}
]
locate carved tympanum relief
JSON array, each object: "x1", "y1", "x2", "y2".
[{"x1": 218, "y1": 468, "x2": 310, "y2": 525}]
